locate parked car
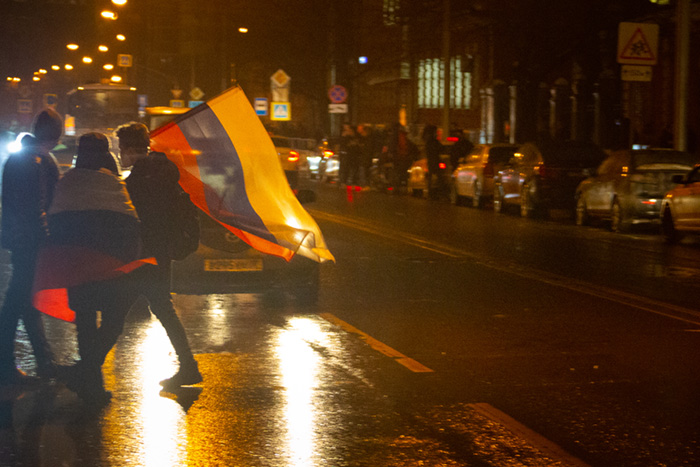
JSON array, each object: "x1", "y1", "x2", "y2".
[
  {"x1": 494, "y1": 140, "x2": 607, "y2": 218},
  {"x1": 451, "y1": 143, "x2": 518, "y2": 208},
  {"x1": 661, "y1": 163, "x2": 700, "y2": 243},
  {"x1": 271, "y1": 135, "x2": 310, "y2": 189},
  {"x1": 575, "y1": 148, "x2": 697, "y2": 232},
  {"x1": 314, "y1": 140, "x2": 337, "y2": 182},
  {"x1": 171, "y1": 190, "x2": 320, "y2": 303},
  {"x1": 406, "y1": 139, "x2": 454, "y2": 198},
  {"x1": 290, "y1": 137, "x2": 324, "y2": 179}
]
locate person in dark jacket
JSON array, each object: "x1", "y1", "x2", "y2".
[
  {"x1": 116, "y1": 122, "x2": 202, "y2": 389},
  {"x1": 449, "y1": 129, "x2": 474, "y2": 171},
  {"x1": 422, "y1": 124, "x2": 444, "y2": 200},
  {"x1": 340, "y1": 124, "x2": 362, "y2": 186},
  {"x1": 0, "y1": 109, "x2": 61, "y2": 386}
]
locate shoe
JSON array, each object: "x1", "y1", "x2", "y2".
[
  {"x1": 0, "y1": 368, "x2": 40, "y2": 387},
  {"x1": 82, "y1": 388, "x2": 112, "y2": 408},
  {"x1": 58, "y1": 363, "x2": 111, "y2": 406},
  {"x1": 160, "y1": 366, "x2": 202, "y2": 389}
]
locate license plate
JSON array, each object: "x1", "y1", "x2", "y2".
[{"x1": 204, "y1": 259, "x2": 263, "y2": 272}]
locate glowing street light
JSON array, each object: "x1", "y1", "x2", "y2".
[
  {"x1": 110, "y1": 75, "x2": 123, "y2": 83},
  {"x1": 112, "y1": 0, "x2": 127, "y2": 5},
  {"x1": 101, "y1": 10, "x2": 118, "y2": 20},
  {"x1": 33, "y1": 76, "x2": 40, "y2": 82},
  {"x1": 65, "y1": 64, "x2": 74, "y2": 70},
  {"x1": 238, "y1": 27, "x2": 248, "y2": 33},
  {"x1": 38, "y1": 69, "x2": 48, "y2": 74},
  {"x1": 67, "y1": 43, "x2": 79, "y2": 51},
  {"x1": 82, "y1": 56, "x2": 93, "y2": 64},
  {"x1": 116, "y1": 34, "x2": 126, "y2": 41},
  {"x1": 98, "y1": 45, "x2": 109, "y2": 52},
  {"x1": 51, "y1": 65, "x2": 60, "y2": 71},
  {"x1": 104, "y1": 64, "x2": 114, "y2": 70}
]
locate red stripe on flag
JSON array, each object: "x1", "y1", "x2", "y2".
[{"x1": 33, "y1": 245, "x2": 155, "y2": 322}]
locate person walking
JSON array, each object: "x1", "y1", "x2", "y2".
[
  {"x1": 116, "y1": 122, "x2": 202, "y2": 389},
  {"x1": 0, "y1": 109, "x2": 62, "y2": 386},
  {"x1": 385, "y1": 122, "x2": 415, "y2": 192},
  {"x1": 449, "y1": 129, "x2": 474, "y2": 171},
  {"x1": 45, "y1": 132, "x2": 143, "y2": 405},
  {"x1": 340, "y1": 124, "x2": 362, "y2": 186},
  {"x1": 422, "y1": 124, "x2": 444, "y2": 200}
]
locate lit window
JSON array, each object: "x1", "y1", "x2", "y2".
[
  {"x1": 417, "y1": 56, "x2": 471, "y2": 110},
  {"x1": 383, "y1": 0, "x2": 400, "y2": 26}
]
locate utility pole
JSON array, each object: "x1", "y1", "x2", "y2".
[
  {"x1": 674, "y1": 0, "x2": 690, "y2": 151},
  {"x1": 441, "y1": 0, "x2": 450, "y2": 139}
]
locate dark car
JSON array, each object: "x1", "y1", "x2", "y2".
[
  {"x1": 576, "y1": 148, "x2": 698, "y2": 232},
  {"x1": 494, "y1": 140, "x2": 607, "y2": 218}
]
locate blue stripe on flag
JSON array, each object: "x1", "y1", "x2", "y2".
[{"x1": 177, "y1": 106, "x2": 276, "y2": 243}]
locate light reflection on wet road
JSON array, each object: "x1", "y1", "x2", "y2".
[{"x1": 1, "y1": 293, "x2": 436, "y2": 466}]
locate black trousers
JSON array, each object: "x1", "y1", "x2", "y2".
[{"x1": 0, "y1": 248, "x2": 54, "y2": 378}]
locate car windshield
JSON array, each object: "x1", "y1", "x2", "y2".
[
  {"x1": 631, "y1": 150, "x2": 697, "y2": 170},
  {"x1": 490, "y1": 146, "x2": 518, "y2": 164},
  {"x1": 539, "y1": 142, "x2": 607, "y2": 167}
]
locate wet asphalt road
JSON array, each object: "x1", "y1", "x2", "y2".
[{"x1": 2, "y1": 181, "x2": 700, "y2": 466}]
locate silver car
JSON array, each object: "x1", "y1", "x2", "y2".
[
  {"x1": 661, "y1": 164, "x2": 700, "y2": 243},
  {"x1": 451, "y1": 144, "x2": 518, "y2": 208},
  {"x1": 575, "y1": 148, "x2": 698, "y2": 232}
]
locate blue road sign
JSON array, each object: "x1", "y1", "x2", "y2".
[{"x1": 255, "y1": 98, "x2": 268, "y2": 116}]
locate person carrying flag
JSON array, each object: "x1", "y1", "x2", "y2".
[
  {"x1": 116, "y1": 122, "x2": 202, "y2": 389},
  {"x1": 44, "y1": 132, "x2": 144, "y2": 405}
]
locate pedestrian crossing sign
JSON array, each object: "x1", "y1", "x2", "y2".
[{"x1": 270, "y1": 102, "x2": 291, "y2": 121}]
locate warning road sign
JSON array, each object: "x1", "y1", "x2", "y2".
[{"x1": 617, "y1": 22, "x2": 658, "y2": 65}]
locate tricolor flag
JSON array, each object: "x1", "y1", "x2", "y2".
[
  {"x1": 33, "y1": 168, "x2": 156, "y2": 322},
  {"x1": 150, "y1": 86, "x2": 334, "y2": 263}
]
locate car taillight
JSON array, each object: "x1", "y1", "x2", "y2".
[
  {"x1": 439, "y1": 162, "x2": 447, "y2": 170},
  {"x1": 323, "y1": 150, "x2": 334, "y2": 158},
  {"x1": 534, "y1": 164, "x2": 550, "y2": 178},
  {"x1": 288, "y1": 150, "x2": 299, "y2": 162},
  {"x1": 482, "y1": 162, "x2": 493, "y2": 178}
]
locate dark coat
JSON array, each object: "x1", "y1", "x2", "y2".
[
  {"x1": 1, "y1": 137, "x2": 59, "y2": 251},
  {"x1": 125, "y1": 152, "x2": 181, "y2": 259},
  {"x1": 425, "y1": 138, "x2": 444, "y2": 173}
]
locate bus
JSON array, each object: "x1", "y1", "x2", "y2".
[
  {"x1": 64, "y1": 83, "x2": 139, "y2": 151},
  {"x1": 143, "y1": 106, "x2": 189, "y2": 131}
]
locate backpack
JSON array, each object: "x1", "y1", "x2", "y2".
[{"x1": 168, "y1": 186, "x2": 201, "y2": 261}]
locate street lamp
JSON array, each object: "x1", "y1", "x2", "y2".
[
  {"x1": 67, "y1": 43, "x2": 79, "y2": 51},
  {"x1": 101, "y1": 10, "x2": 118, "y2": 20}
]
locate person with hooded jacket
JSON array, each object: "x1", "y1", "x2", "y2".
[
  {"x1": 0, "y1": 109, "x2": 61, "y2": 385},
  {"x1": 116, "y1": 122, "x2": 202, "y2": 389},
  {"x1": 42, "y1": 132, "x2": 144, "y2": 405}
]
